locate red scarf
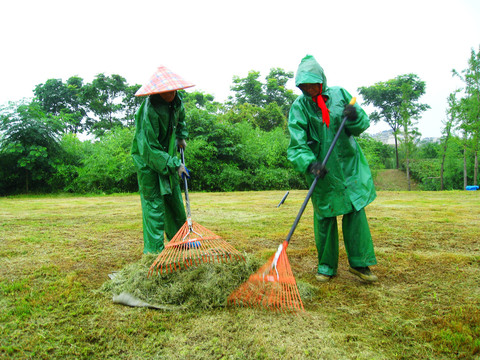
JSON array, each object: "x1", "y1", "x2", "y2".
[{"x1": 312, "y1": 87, "x2": 330, "y2": 127}]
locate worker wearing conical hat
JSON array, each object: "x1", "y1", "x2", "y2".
[
  {"x1": 287, "y1": 55, "x2": 378, "y2": 282},
  {"x1": 131, "y1": 66, "x2": 194, "y2": 254}
]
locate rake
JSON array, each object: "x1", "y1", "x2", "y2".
[
  {"x1": 228, "y1": 98, "x2": 356, "y2": 312},
  {"x1": 148, "y1": 148, "x2": 244, "y2": 276}
]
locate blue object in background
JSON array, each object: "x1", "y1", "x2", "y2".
[{"x1": 465, "y1": 185, "x2": 479, "y2": 191}]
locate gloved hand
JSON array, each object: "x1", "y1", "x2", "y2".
[
  {"x1": 343, "y1": 104, "x2": 358, "y2": 121},
  {"x1": 309, "y1": 161, "x2": 328, "y2": 179},
  {"x1": 177, "y1": 164, "x2": 190, "y2": 179},
  {"x1": 177, "y1": 138, "x2": 187, "y2": 151}
]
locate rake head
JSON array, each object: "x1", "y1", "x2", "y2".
[
  {"x1": 148, "y1": 220, "x2": 244, "y2": 276},
  {"x1": 227, "y1": 241, "x2": 304, "y2": 312}
]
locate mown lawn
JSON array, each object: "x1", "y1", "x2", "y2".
[{"x1": 1, "y1": 190, "x2": 479, "y2": 359}]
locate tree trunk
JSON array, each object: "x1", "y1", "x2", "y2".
[
  {"x1": 406, "y1": 156, "x2": 411, "y2": 191},
  {"x1": 394, "y1": 134, "x2": 399, "y2": 169},
  {"x1": 25, "y1": 168, "x2": 29, "y2": 193},
  {"x1": 464, "y1": 145, "x2": 468, "y2": 189},
  {"x1": 405, "y1": 132, "x2": 411, "y2": 191},
  {"x1": 475, "y1": 150, "x2": 478, "y2": 185},
  {"x1": 440, "y1": 138, "x2": 448, "y2": 191},
  {"x1": 440, "y1": 153, "x2": 446, "y2": 190}
]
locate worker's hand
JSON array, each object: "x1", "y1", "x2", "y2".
[
  {"x1": 309, "y1": 161, "x2": 328, "y2": 179},
  {"x1": 177, "y1": 164, "x2": 190, "y2": 179},
  {"x1": 177, "y1": 139, "x2": 187, "y2": 150},
  {"x1": 343, "y1": 104, "x2": 358, "y2": 121}
]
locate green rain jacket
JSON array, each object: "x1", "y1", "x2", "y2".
[
  {"x1": 131, "y1": 93, "x2": 188, "y2": 195},
  {"x1": 287, "y1": 55, "x2": 376, "y2": 219}
]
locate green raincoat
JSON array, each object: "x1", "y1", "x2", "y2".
[
  {"x1": 287, "y1": 55, "x2": 377, "y2": 276},
  {"x1": 131, "y1": 93, "x2": 188, "y2": 253}
]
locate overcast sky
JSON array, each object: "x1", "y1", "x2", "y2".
[{"x1": 1, "y1": 0, "x2": 479, "y2": 138}]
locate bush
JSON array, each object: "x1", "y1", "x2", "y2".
[
  {"x1": 71, "y1": 127, "x2": 137, "y2": 193},
  {"x1": 0, "y1": 152, "x2": 21, "y2": 195},
  {"x1": 251, "y1": 167, "x2": 291, "y2": 190},
  {"x1": 357, "y1": 135, "x2": 394, "y2": 170},
  {"x1": 408, "y1": 159, "x2": 441, "y2": 190}
]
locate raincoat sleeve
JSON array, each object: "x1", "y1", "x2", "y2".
[
  {"x1": 341, "y1": 88, "x2": 370, "y2": 136},
  {"x1": 287, "y1": 99, "x2": 317, "y2": 174}
]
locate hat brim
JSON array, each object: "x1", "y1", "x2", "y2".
[
  {"x1": 134, "y1": 66, "x2": 195, "y2": 97},
  {"x1": 135, "y1": 84, "x2": 195, "y2": 97}
]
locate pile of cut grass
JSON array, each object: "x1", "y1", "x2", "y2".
[
  {"x1": 101, "y1": 253, "x2": 260, "y2": 310},
  {"x1": 101, "y1": 253, "x2": 319, "y2": 310}
]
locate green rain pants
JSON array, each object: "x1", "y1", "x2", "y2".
[
  {"x1": 314, "y1": 207, "x2": 377, "y2": 276},
  {"x1": 137, "y1": 169, "x2": 186, "y2": 254}
]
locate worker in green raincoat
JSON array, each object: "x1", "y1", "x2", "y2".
[
  {"x1": 287, "y1": 55, "x2": 378, "y2": 282},
  {"x1": 131, "y1": 66, "x2": 194, "y2": 254}
]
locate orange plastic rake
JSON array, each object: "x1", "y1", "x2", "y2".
[
  {"x1": 229, "y1": 98, "x2": 356, "y2": 312},
  {"x1": 228, "y1": 240, "x2": 304, "y2": 311},
  {"x1": 148, "y1": 149, "x2": 244, "y2": 276}
]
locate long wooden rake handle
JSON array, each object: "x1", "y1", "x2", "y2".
[{"x1": 284, "y1": 97, "x2": 356, "y2": 246}]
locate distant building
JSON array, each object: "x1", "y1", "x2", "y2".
[{"x1": 368, "y1": 130, "x2": 439, "y2": 145}]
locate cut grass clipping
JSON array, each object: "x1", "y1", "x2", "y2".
[{"x1": 100, "y1": 253, "x2": 317, "y2": 311}]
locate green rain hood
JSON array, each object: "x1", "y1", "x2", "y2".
[{"x1": 287, "y1": 55, "x2": 376, "y2": 218}]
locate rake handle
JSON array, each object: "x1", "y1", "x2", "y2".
[
  {"x1": 285, "y1": 97, "x2": 356, "y2": 245},
  {"x1": 179, "y1": 148, "x2": 192, "y2": 222}
]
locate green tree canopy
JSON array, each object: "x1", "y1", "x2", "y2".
[
  {"x1": 264, "y1": 68, "x2": 297, "y2": 113},
  {"x1": 34, "y1": 76, "x2": 87, "y2": 134},
  {"x1": 229, "y1": 70, "x2": 265, "y2": 107},
  {"x1": 358, "y1": 73, "x2": 430, "y2": 168},
  {"x1": 82, "y1": 73, "x2": 129, "y2": 136},
  {"x1": 0, "y1": 101, "x2": 62, "y2": 193},
  {"x1": 180, "y1": 90, "x2": 221, "y2": 113},
  {"x1": 228, "y1": 68, "x2": 296, "y2": 111}
]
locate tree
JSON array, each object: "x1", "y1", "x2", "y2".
[
  {"x1": 229, "y1": 70, "x2": 265, "y2": 107},
  {"x1": 358, "y1": 74, "x2": 430, "y2": 169},
  {"x1": 82, "y1": 73, "x2": 129, "y2": 136},
  {"x1": 228, "y1": 68, "x2": 297, "y2": 111},
  {"x1": 222, "y1": 102, "x2": 286, "y2": 131},
  {"x1": 34, "y1": 76, "x2": 87, "y2": 134},
  {"x1": 399, "y1": 80, "x2": 422, "y2": 190},
  {"x1": 0, "y1": 101, "x2": 62, "y2": 193},
  {"x1": 453, "y1": 46, "x2": 480, "y2": 187},
  {"x1": 226, "y1": 68, "x2": 296, "y2": 132},
  {"x1": 264, "y1": 68, "x2": 297, "y2": 113},
  {"x1": 122, "y1": 84, "x2": 144, "y2": 128},
  {"x1": 440, "y1": 92, "x2": 459, "y2": 190},
  {"x1": 180, "y1": 90, "x2": 221, "y2": 113},
  {"x1": 34, "y1": 78, "x2": 68, "y2": 115}
]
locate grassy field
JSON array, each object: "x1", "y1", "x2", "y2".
[{"x1": 1, "y1": 185, "x2": 479, "y2": 359}]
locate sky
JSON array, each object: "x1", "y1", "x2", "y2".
[{"x1": 1, "y1": 0, "x2": 479, "y2": 138}]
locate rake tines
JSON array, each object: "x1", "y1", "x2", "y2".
[
  {"x1": 148, "y1": 147, "x2": 244, "y2": 277},
  {"x1": 148, "y1": 220, "x2": 244, "y2": 276},
  {"x1": 227, "y1": 241, "x2": 304, "y2": 312}
]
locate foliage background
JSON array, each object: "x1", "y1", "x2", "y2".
[{"x1": 1, "y1": 54, "x2": 479, "y2": 195}]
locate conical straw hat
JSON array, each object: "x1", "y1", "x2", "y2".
[{"x1": 135, "y1": 66, "x2": 195, "y2": 97}]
